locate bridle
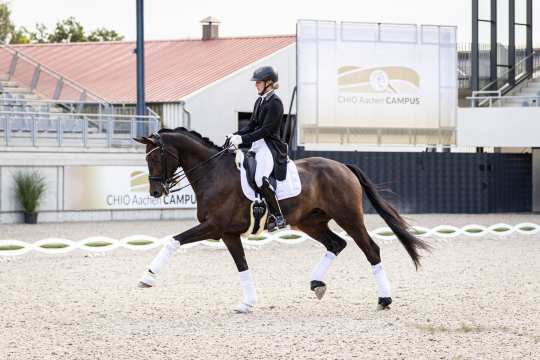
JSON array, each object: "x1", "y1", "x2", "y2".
[
  {"x1": 146, "y1": 132, "x2": 233, "y2": 195},
  {"x1": 146, "y1": 132, "x2": 181, "y2": 195}
]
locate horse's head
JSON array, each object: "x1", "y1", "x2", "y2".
[{"x1": 133, "y1": 133, "x2": 180, "y2": 198}]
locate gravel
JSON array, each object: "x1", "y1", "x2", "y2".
[{"x1": 0, "y1": 214, "x2": 539, "y2": 359}]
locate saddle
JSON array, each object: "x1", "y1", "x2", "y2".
[
  {"x1": 237, "y1": 150, "x2": 302, "y2": 236},
  {"x1": 243, "y1": 151, "x2": 277, "y2": 193}
]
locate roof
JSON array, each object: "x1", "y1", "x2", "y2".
[{"x1": 12, "y1": 35, "x2": 295, "y2": 103}]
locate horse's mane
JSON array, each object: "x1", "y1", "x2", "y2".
[{"x1": 157, "y1": 127, "x2": 222, "y2": 150}]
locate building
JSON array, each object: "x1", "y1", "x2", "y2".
[{"x1": 9, "y1": 19, "x2": 296, "y2": 144}]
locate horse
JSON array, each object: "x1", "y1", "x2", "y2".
[{"x1": 134, "y1": 127, "x2": 429, "y2": 313}]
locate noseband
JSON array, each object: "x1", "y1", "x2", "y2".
[{"x1": 146, "y1": 132, "x2": 180, "y2": 195}]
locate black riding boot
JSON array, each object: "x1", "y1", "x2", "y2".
[{"x1": 260, "y1": 177, "x2": 286, "y2": 232}]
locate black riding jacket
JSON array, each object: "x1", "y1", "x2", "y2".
[{"x1": 235, "y1": 91, "x2": 288, "y2": 181}]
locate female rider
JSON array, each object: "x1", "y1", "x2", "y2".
[{"x1": 228, "y1": 66, "x2": 288, "y2": 232}]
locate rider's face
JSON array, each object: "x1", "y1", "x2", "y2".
[{"x1": 255, "y1": 80, "x2": 267, "y2": 94}]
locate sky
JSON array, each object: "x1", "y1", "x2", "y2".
[{"x1": 8, "y1": 0, "x2": 540, "y2": 46}]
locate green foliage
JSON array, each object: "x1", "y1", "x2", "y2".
[
  {"x1": 24, "y1": 23, "x2": 49, "y2": 44},
  {"x1": 13, "y1": 170, "x2": 46, "y2": 214},
  {"x1": 47, "y1": 16, "x2": 86, "y2": 43},
  {"x1": 88, "y1": 28, "x2": 124, "y2": 42},
  {"x1": 0, "y1": 3, "x2": 123, "y2": 44},
  {"x1": 9, "y1": 27, "x2": 30, "y2": 44},
  {"x1": 0, "y1": 3, "x2": 15, "y2": 43}
]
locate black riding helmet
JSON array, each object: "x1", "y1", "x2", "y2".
[{"x1": 251, "y1": 66, "x2": 278, "y2": 83}]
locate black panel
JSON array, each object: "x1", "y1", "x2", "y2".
[{"x1": 291, "y1": 149, "x2": 531, "y2": 213}]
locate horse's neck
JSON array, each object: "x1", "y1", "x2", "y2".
[{"x1": 173, "y1": 133, "x2": 218, "y2": 186}]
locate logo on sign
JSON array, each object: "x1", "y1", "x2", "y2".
[{"x1": 337, "y1": 66, "x2": 420, "y2": 94}]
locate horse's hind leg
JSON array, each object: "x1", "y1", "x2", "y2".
[
  {"x1": 297, "y1": 217, "x2": 348, "y2": 300},
  {"x1": 334, "y1": 214, "x2": 392, "y2": 309}
]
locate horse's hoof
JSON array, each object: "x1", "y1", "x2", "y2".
[
  {"x1": 310, "y1": 280, "x2": 327, "y2": 300},
  {"x1": 377, "y1": 297, "x2": 392, "y2": 310},
  {"x1": 138, "y1": 271, "x2": 156, "y2": 288},
  {"x1": 233, "y1": 302, "x2": 254, "y2": 314}
]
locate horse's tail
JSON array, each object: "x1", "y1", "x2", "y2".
[{"x1": 346, "y1": 164, "x2": 430, "y2": 269}]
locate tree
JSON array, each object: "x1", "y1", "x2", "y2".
[
  {"x1": 10, "y1": 27, "x2": 30, "y2": 44},
  {"x1": 0, "y1": 3, "x2": 124, "y2": 45},
  {"x1": 47, "y1": 17, "x2": 86, "y2": 43},
  {"x1": 26, "y1": 23, "x2": 49, "y2": 43},
  {"x1": 0, "y1": 2, "x2": 15, "y2": 43},
  {"x1": 88, "y1": 27, "x2": 124, "y2": 42}
]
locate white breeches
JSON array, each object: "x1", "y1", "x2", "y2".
[{"x1": 250, "y1": 139, "x2": 274, "y2": 188}]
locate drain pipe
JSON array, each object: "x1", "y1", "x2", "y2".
[{"x1": 179, "y1": 100, "x2": 191, "y2": 129}]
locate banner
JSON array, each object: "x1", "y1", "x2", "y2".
[
  {"x1": 297, "y1": 21, "x2": 457, "y2": 142},
  {"x1": 64, "y1": 166, "x2": 197, "y2": 210}
]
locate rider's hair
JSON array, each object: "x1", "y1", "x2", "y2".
[{"x1": 271, "y1": 81, "x2": 280, "y2": 90}]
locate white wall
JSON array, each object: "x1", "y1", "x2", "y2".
[
  {"x1": 174, "y1": 44, "x2": 296, "y2": 145},
  {"x1": 0, "y1": 148, "x2": 199, "y2": 224},
  {"x1": 457, "y1": 107, "x2": 540, "y2": 147}
]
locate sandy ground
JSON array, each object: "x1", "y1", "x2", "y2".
[{"x1": 0, "y1": 214, "x2": 539, "y2": 360}]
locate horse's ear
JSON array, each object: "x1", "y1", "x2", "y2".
[{"x1": 133, "y1": 137, "x2": 154, "y2": 145}]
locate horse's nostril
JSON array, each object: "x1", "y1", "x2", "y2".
[{"x1": 152, "y1": 190, "x2": 161, "y2": 197}]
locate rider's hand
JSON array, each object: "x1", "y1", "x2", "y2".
[{"x1": 230, "y1": 135, "x2": 243, "y2": 147}]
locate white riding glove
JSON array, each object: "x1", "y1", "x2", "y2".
[{"x1": 230, "y1": 134, "x2": 243, "y2": 147}]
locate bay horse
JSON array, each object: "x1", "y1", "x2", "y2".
[{"x1": 134, "y1": 128, "x2": 429, "y2": 313}]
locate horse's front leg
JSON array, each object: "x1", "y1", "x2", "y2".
[
  {"x1": 222, "y1": 233, "x2": 257, "y2": 314},
  {"x1": 138, "y1": 221, "x2": 219, "y2": 287}
]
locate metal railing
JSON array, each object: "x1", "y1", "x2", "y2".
[
  {"x1": 0, "y1": 96, "x2": 112, "y2": 115},
  {"x1": 0, "y1": 44, "x2": 160, "y2": 124},
  {"x1": 467, "y1": 94, "x2": 540, "y2": 107},
  {"x1": 457, "y1": 43, "x2": 539, "y2": 90},
  {"x1": 469, "y1": 52, "x2": 538, "y2": 107},
  {"x1": 0, "y1": 111, "x2": 159, "y2": 147}
]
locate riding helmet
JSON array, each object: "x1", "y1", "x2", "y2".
[{"x1": 251, "y1": 66, "x2": 278, "y2": 82}]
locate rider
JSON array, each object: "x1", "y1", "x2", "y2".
[{"x1": 227, "y1": 66, "x2": 288, "y2": 232}]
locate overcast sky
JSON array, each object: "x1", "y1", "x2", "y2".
[{"x1": 9, "y1": 0, "x2": 540, "y2": 46}]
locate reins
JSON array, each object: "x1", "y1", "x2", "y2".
[{"x1": 146, "y1": 132, "x2": 234, "y2": 194}]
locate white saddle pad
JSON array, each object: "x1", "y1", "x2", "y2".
[{"x1": 238, "y1": 152, "x2": 302, "y2": 202}]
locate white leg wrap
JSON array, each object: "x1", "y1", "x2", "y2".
[
  {"x1": 148, "y1": 238, "x2": 180, "y2": 274},
  {"x1": 311, "y1": 251, "x2": 336, "y2": 282},
  {"x1": 239, "y1": 269, "x2": 257, "y2": 307},
  {"x1": 371, "y1": 263, "x2": 391, "y2": 298}
]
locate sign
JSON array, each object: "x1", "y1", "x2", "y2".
[
  {"x1": 64, "y1": 166, "x2": 197, "y2": 210},
  {"x1": 297, "y1": 21, "x2": 457, "y2": 143}
]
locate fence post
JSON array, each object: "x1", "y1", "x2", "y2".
[
  {"x1": 107, "y1": 115, "x2": 113, "y2": 147},
  {"x1": 2, "y1": 114, "x2": 8, "y2": 145},
  {"x1": 57, "y1": 117, "x2": 63, "y2": 146},
  {"x1": 31, "y1": 115, "x2": 37, "y2": 146},
  {"x1": 82, "y1": 116, "x2": 88, "y2": 147}
]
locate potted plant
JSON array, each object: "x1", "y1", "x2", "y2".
[{"x1": 13, "y1": 170, "x2": 46, "y2": 224}]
